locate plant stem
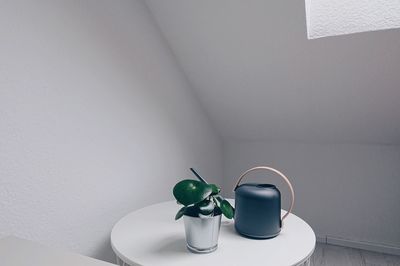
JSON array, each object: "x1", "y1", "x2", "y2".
[{"x1": 189, "y1": 168, "x2": 208, "y2": 184}]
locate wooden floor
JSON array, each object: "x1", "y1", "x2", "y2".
[{"x1": 310, "y1": 243, "x2": 400, "y2": 266}]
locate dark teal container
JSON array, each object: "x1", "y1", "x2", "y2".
[{"x1": 233, "y1": 166, "x2": 295, "y2": 239}]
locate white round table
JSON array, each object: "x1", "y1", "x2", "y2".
[{"x1": 111, "y1": 200, "x2": 315, "y2": 266}]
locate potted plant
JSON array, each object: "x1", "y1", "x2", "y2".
[{"x1": 173, "y1": 168, "x2": 235, "y2": 253}]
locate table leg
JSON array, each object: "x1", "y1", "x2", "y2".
[
  {"x1": 116, "y1": 256, "x2": 126, "y2": 266},
  {"x1": 116, "y1": 255, "x2": 134, "y2": 266}
]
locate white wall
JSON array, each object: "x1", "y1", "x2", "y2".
[
  {"x1": 223, "y1": 140, "x2": 400, "y2": 250},
  {"x1": 0, "y1": 0, "x2": 222, "y2": 262}
]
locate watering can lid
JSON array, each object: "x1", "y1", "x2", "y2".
[
  {"x1": 235, "y1": 183, "x2": 279, "y2": 197},
  {"x1": 235, "y1": 183, "x2": 277, "y2": 189}
]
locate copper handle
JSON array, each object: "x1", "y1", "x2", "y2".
[{"x1": 234, "y1": 166, "x2": 295, "y2": 221}]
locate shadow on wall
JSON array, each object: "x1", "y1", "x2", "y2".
[
  {"x1": 91, "y1": 237, "x2": 116, "y2": 264},
  {"x1": 223, "y1": 140, "x2": 400, "y2": 251}
]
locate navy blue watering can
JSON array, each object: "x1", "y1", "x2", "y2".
[{"x1": 233, "y1": 166, "x2": 295, "y2": 239}]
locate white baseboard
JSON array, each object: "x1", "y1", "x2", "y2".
[{"x1": 316, "y1": 235, "x2": 400, "y2": 256}]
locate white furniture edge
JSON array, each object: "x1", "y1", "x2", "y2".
[
  {"x1": 0, "y1": 236, "x2": 117, "y2": 266},
  {"x1": 111, "y1": 200, "x2": 316, "y2": 266}
]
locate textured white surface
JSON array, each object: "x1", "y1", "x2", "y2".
[
  {"x1": 146, "y1": 0, "x2": 400, "y2": 144},
  {"x1": 306, "y1": 0, "x2": 400, "y2": 39},
  {"x1": 0, "y1": 236, "x2": 117, "y2": 266},
  {"x1": 111, "y1": 201, "x2": 316, "y2": 266},
  {"x1": 0, "y1": 0, "x2": 222, "y2": 263}
]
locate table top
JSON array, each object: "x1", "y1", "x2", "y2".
[
  {"x1": 0, "y1": 236, "x2": 117, "y2": 266},
  {"x1": 111, "y1": 200, "x2": 315, "y2": 266}
]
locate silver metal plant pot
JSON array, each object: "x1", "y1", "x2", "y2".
[{"x1": 183, "y1": 214, "x2": 222, "y2": 253}]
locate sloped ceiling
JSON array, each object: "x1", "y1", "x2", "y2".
[{"x1": 146, "y1": 0, "x2": 400, "y2": 144}]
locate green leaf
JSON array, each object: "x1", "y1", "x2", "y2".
[
  {"x1": 197, "y1": 200, "x2": 214, "y2": 215},
  {"x1": 213, "y1": 195, "x2": 225, "y2": 208},
  {"x1": 173, "y1": 179, "x2": 213, "y2": 206},
  {"x1": 214, "y1": 206, "x2": 222, "y2": 216},
  {"x1": 175, "y1": 206, "x2": 186, "y2": 220},
  {"x1": 208, "y1": 184, "x2": 221, "y2": 195},
  {"x1": 183, "y1": 205, "x2": 200, "y2": 217},
  {"x1": 220, "y1": 200, "x2": 234, "y2": 219}
]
